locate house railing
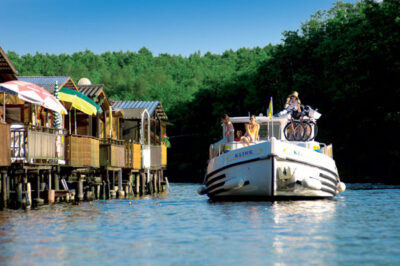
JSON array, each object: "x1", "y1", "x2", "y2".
[
  {"x1": 65, "y1": 135, "x2": 99, "y2": 168},
  {"x1": 10, "y1": 125, "x2": 64, "y2": 164},
  {"x1": 125, "y1": 142, "x2": 141, "y2": 169},
  {"x1": 150, "y1": 144, "x2": 167, "y2": 168},
  {"x1": 100, "y1": 138, "x2": 125, "y2": 168}
]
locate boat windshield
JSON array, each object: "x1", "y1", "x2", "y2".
[
  {"x1": 230, "y1": 121, "x2": 282, "y2": 141},
  {"x1": 258, "y1": 123, "x2": 281, "y2": 140}
]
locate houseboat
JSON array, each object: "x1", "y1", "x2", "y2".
[{"x1": 198, "y1": 115, "x2": 346, "y2": 200}]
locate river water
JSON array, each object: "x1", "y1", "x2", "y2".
[{"x1": 0, "y1": 183, "x2": 399, "y2": 265}]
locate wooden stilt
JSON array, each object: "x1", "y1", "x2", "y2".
[
  {"x1": 26, "y1": 182, "x2": 32, "y2": 209},
  {"x1": 135, "y1": 174, "x2": 140, "y2": 195},
  {"x1": 1, "y1": 171, "x2": 7, "y2": 209},
  {"x1": 140, "y1": 172, "x2": 146, "y2": 195}
]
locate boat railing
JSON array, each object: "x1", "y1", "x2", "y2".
[
  {"x1": 319, "y1": 143, "x2": 333, "y2": 158},
  {"x1": 210, "y1": 141, "x2": 249, "y2": 159}
]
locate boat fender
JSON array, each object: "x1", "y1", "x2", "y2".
[
  {"x1": 302, "y1": 177, "x2": 322, "y2": 190},
  {"x1": 224, "y1": 177, "x2": 245, "y2": 190},
  {"x1": 337, "y1": 182, "x2": 346, "y2": 192},
  {"x1": 197, "y1": 186, "x2": 207, "y2": 195}
]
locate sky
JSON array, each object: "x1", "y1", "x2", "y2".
[{"x1": 2, "y1": 0, "x2": 356, "y2": 56}]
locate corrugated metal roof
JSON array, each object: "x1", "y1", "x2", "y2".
[
  {"x1": 18, "y1": 76, "x2": 70, "y2": 93},
  {"x1": 118, "y1": 108, "x2": 147, "y2": 119},
  {"x1": 113, "y1": 101, "x2": 168, "y2": 120},
  {"x1": 77, "y1": 84, "x2": 105, "y2": 97},
  {"x1": 0, "y1": 46, "x2": 18, "y2": 81}
]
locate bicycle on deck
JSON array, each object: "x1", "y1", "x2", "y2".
[{"x1": 283, "y1": 105, "x2": 321, "y2": 141}]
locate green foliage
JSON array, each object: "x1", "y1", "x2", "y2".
[
  {"x1": 8, "y1": 46, "x2": 273, "y2": 111},
  {"x1": 168, "y1": 0, "x2": 400, "y2": 183},
  {"x1": 8, "y1": 0, "x2": 400, "y2": 184}
]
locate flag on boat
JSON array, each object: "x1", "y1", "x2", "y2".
[{"x1": 267, "y1": 97, "x2": 273, "y2": 117}]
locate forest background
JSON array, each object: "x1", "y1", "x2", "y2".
[{"x1": 7, "y1": 0, "x2": 400, "y2": 183}]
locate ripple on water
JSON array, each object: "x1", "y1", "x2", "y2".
[{"x1": 0, "y1": 183, "x2": 399, "y2": 265}]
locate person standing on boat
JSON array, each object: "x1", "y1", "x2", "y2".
[
  {"x1": 276, "y1": 91, "x2": 302, "y2": 117},
  {"x1": 241, "y1": 115, "x2": 260, "y2": 146},
  {"x1": 221, "y1": 114, "x2": 235, "y2": 142}
]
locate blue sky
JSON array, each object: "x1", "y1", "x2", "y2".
[{"x1": 2, "y1": 0, "x2": 354, "y2": 56}]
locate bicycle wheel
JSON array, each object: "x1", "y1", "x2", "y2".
[
  {"x1": 302, "y1": 122, "x2": 312, "y2": 141},
  {"x1": 293, "y1": 122, "x2": 305, "y2": 141},
  {"x1": 309, "y1": 122, "x2": 318, "y2": 140},
  {"x1": 284, "y1": 122, "x2": 295, "y2": 141}
]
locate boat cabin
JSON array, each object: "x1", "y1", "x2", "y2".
[{"x1": 211, "y1": 115, "x2": 326, "y2": 159}]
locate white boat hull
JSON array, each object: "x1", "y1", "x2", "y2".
[{"x1": 201, "y1": 138, "x2": 341, "y2": 200}]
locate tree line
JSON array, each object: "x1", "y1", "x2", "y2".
[{"x1": 8, "y1": 0, "x2": 400, "y2": 184}]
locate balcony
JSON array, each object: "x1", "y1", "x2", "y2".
[
  {"x1": 65, "y1": 135, "x2": 100, "y2": 168},
  {"x1": 150, "y1": 144, "x2": 167, "y2": 169},
  {"x1": 100, "y1": 138, "x2": 125, "y2": 168},
  {"x1": 125, "y1": 142, "x2": 141, "y2": 169},
  {"x1": 10, "y1": 125, "x2": 64, "y2": 164}
]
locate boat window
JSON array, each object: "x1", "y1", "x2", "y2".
[
  {"x1": 232, "y1": 123, "x2": 246, "y2": 140},
  {"x1": 259, "y1": 123, "x2": 281, "y2": 140}
]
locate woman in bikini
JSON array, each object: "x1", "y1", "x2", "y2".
[
  {"x1": 221, "y1": 114, "x2": 234, "y2": 142},
  {"x1": 241, "y1": 115, "x2": 260, "y2": 146}
]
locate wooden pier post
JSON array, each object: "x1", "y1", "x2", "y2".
[
  {"x1": 140, "y1": 172, "x2": 146, "y2": 195},
  {"x1": 135, "y1": 174, "x2": 140, "y2": 195},
  {"x1": 160, "y1": 170, "x2": 166, "y2": 192},
  {"x1": 77, "y1": 178, "x2": 84, "y2": 201},
  {"x1": 148, "y1": 173, "x2": 154, "y2": 195},
  {"x1": 17, "y1": 182, "x2": 23, "y2": 208},
  {"x1": 34, "y1": 172, "x2": 44, "y2": 206},
  {"x1": 158, "y1": 170, "x2": 162, "y2": 192},
  {"x1": 54, "y1": 170, "x2": 60, "y2": 191},
  {"x1": 106, "y1": 170, "x2": 111, "y2": 199},
  {"x1": 1, "y1": 170, "x2": 7, "y2": 209},
  {"x1": 102, "y1": 180, "x2": 106, "y2": 199},
  {"x1": 153, "y1": 171, "x2": 158, "y2": 193},
  {"x1": 118, "y1": 170, "x2": 124, "y2": 198},
  {"x1": 26, "y1": 182, "x2": 32, "y2": 209},
  {"x1": 96, "y1": 184, "x2": 100, "y2": 200}
]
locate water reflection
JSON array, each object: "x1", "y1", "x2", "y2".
[{"x1": 0, "y1": 184, "x2": 399, "y2": 265}]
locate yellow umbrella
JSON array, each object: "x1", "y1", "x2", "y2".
[{"x1": 58, "y1": 88, "x2": 101, "y2": 115}]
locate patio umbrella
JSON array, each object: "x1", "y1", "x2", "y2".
[
  {"x1": 58, "y1": 87, "x2": 102, "y2": 116},
  {"x1": 0, "y1": 80, "x2": 67, "y2": 114}
]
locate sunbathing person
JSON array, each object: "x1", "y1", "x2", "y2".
[{"x1": 241, "y1": 115, "x2": 260, "y2": 146}]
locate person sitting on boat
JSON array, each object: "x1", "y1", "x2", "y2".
[
  {"x1": 240, "y1": 115, "x2": 260, "y2": 146},
  {"x1": 234, "y1": 130, "x2": 243, "y2": 141},
  {"x1": 221, "y1": 114, "x2": 234, "y2": 142},
  {"x1": 276, "y1": 91, "x2": 302, "y2": 118}
]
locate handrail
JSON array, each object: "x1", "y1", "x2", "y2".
[{"x1": 100, "y1": 138, "x2": 125, "y2": 145}]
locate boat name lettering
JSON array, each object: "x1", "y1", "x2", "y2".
[
  {"x1": 235, "y1": 150, "x2": 253, "y2": 158},
  {"x1": 227, "y1": 147, "x2": 263, "y2": 162}
]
